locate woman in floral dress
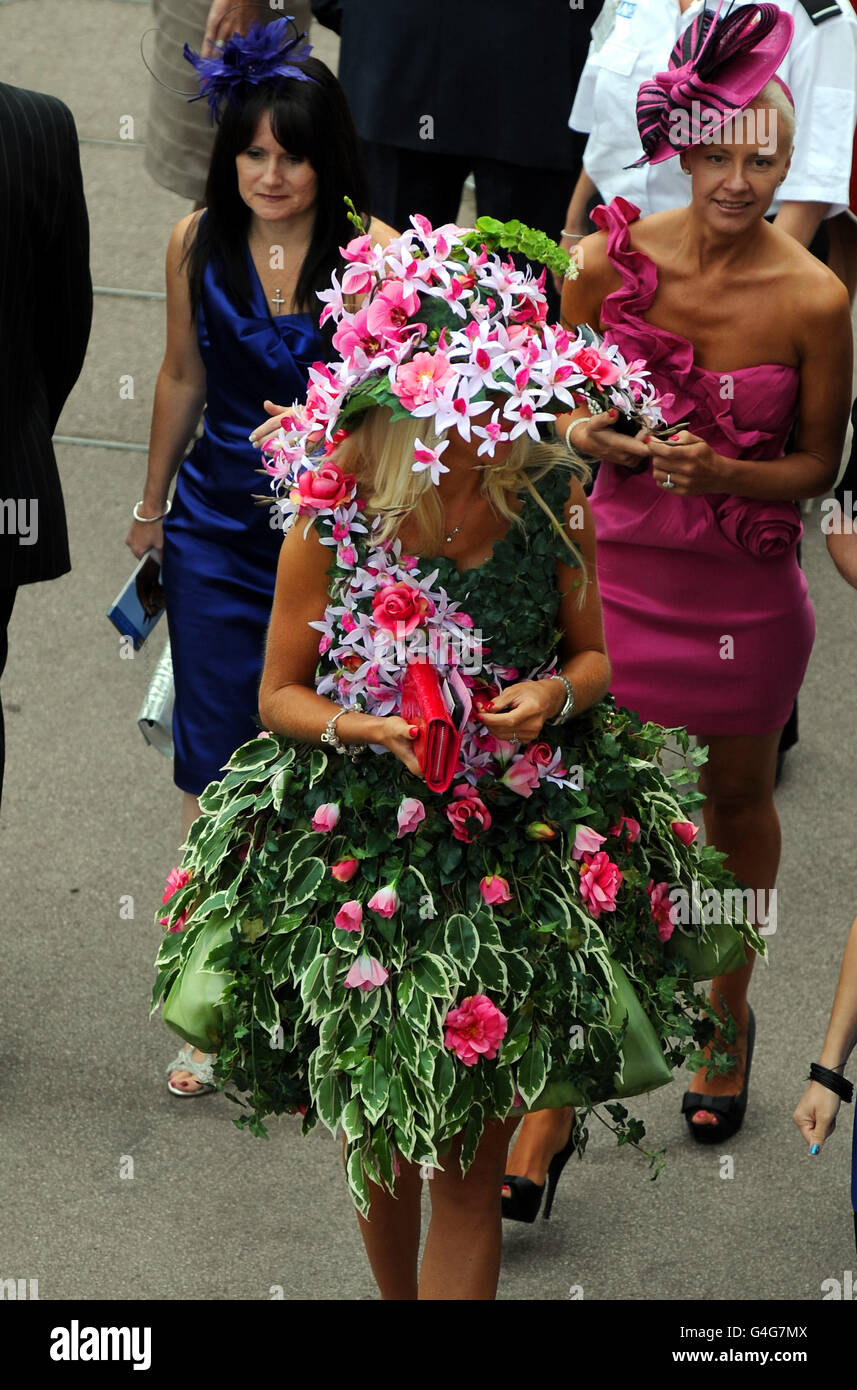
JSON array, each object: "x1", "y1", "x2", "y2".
[{"x1": 153, "y1": 215, "x2": 758, "y2": 1299}]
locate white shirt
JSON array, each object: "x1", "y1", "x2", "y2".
[{"x1": 569, "y1": 0, "x2": 857, "y2": 216}]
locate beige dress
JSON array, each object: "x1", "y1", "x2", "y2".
[{"x1": 144, "y1": 0, "x2": 313, "y2": 203}]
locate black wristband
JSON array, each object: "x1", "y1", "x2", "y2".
[{"x1": 809, "y1": 1063, "x2": 854, "y2": 1103}]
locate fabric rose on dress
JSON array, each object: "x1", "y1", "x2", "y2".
[
  {"x1": 671, "y1": 820, "x2": 699, "y2": 847},
  {"x1": 344, "y1": 955, "x2": 389, "y2": 991},
  {"x1": 648, "y1": 880, "x2": 677, "y2": 942},
  {"x1": 334, "y1": 900, "x2": 363, "y2": 933},
  {"x1": 396, "y1": 797, "x2": 426, "y2": 837},
  {"x1": 609, "y1": 814, "x2": 641, "y2": 844},
  {"x1": 311, "y1": 803, "x2": 341, "y2": 833},
  {"x1": 572, "y1": 825, "x2": 607, "y2": 861},
  {"x1": 444, "y1": 994, "x2": 508, "y2": 1066},
  {"x1": 578, "y1": 851, "x2": 622, "y2": 918},
  {"x1": 714, "y1": 496, "x2": 801, "y2": 558},
  {"x1": 572, "y1": 346, "x2": 620, "y2": 388},
  {"x1": 480, "y1": 875, "x2": 512, "y2": 905},
  {"x1": 446, "y1": 785, "x2": 492, "y2": 842},
  {"x1": 368, "y1": 886, "x2": 399, "y2": 917},
  {"x1": 371, "y1": 581, "x2": 435, "y2": 637},
  {"x1": 292, "y1": 463, "x2": 356, "y2": 513}
]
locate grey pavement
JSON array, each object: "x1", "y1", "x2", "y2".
[{"x1": 1, "y1": 0, "x2": 856, "y2": 1303}]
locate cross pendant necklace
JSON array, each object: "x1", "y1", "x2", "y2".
[{"x1": 270, "y1": 287, "x2": 285, "y2": 314}]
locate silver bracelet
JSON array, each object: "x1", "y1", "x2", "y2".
[
  {"x1": 547, "y1": 674, "x2": 575, "y2": 725},
  {"x1": 133, "y1": 499, "x2": 171, "y2": 523},
  {"x1": 321, "y1": 707, "x2": 365, "y2": 759},
  {"x1": 564, "y1": 417, "x2": 591, "y2": 454},
  {"x1": 559, "y1": 230, "x2": 584, "y2": 241}
]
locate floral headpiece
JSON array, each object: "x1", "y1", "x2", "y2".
[
  {"x1": 262, "y1": 211, "x2": 669, "y2": 502},
  {"x1": 629, "y1": 1, "x2": 793, "y2": 167},
  {"x1": 184, "y1": 14, "x2": 316, "y2": 120}
]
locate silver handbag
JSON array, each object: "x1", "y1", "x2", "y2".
[{"x1": 138, "y1": 639, "x2": 174, "y2": 757}]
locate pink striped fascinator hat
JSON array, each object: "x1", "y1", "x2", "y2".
[{"x1": 628, "y1": 1, "x2": 794, "y2": 167}]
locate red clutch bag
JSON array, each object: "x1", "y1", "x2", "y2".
[{"x1": 400, "y1": 660, "x2": 473, "y2": 794}]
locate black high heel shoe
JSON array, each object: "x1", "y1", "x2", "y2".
[
  {"x1": 501, "y1": 1114, "x2": 577, "y2": 1223},
  {"x1": 682, "y1": 1007, "x2": 756, "y2": 1145}
]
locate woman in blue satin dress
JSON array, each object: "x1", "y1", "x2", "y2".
[{"x1": 125, "y1": 22, "x2": 394, "y2": 1092}]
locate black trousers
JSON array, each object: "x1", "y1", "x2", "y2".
[
  {"x1": 360, "y1": 139, "x2": 586, "y2": 320},
  {"x1": 0, "y1": 586, "x2": 17, "y2": 813}
]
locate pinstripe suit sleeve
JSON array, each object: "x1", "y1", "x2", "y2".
[{"x1": 34, "y1": 101, "x2": 92, "y2": 431}]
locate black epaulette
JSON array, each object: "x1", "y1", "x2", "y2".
[{"x1": 796, "y1": 0, "x2": 843, "y2": 24}]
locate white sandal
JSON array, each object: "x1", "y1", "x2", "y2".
[{"x1": 166, "y1": 1042, "x2": 216, "y2": 1097}]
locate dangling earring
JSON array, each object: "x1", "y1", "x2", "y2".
[{"x1": 680, "y1": 163, "x2": 691, "y2": 175}]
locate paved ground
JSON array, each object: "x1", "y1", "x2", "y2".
[{"x1": 1, "y1": 0, "x2": 856, "y2": 1303}]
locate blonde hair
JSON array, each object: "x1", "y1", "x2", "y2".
[{"x1": 330, "y1": 406, "x2": 591, "y2": 586}]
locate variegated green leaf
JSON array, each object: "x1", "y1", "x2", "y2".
[{"x1": 444, "y1": 913, "x2": 480, "y2": 971}]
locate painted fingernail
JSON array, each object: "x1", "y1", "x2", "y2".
[
  {"x1": 484, "y1": 701, "x2": 495, "y2": 711},
  {"x1": 810, "y1": 1144, "x2": 820, "y2": 1155},
  {"x1": 608, "y1": 409, "x2": 618, "y2": 419},
  {"x1": 644, "y1": 434, "x2": 652, "y2": 443},
  {"x1": 669, "y1": 434, "x2": 680, "y2": 441},
  {"x1": 409, "y1": 726, "x2": 418, "y2": 739}
]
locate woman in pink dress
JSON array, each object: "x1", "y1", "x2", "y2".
[{"x1": 502, "y1": 3, "x2": 853, "y2": 1205}]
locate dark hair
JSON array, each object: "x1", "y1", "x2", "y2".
[{"x1": 184, "y1": 56, "x2": 370, "y2": 349}]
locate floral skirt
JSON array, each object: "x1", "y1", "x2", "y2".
[{"x1": 153, "y1": 697, "x2": 758, "y2": 1213}]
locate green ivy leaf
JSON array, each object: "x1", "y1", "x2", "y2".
[
  {"x1": 317, "y1": 1073, "x2": 345, "y2": 1132},
  {"x1": 392, "y1": 1016, "x2": 419, "y2": 1072},
  {"x1": 282, "y1": 857, "x2": 326, "y2": 910},
  {"x1": 359, "y1": 1058, "x2": 389, "y2": 1124},
  {"x1": 517, "y1": 1040, "x2": 547, "y2": 1106},
  {"x1": 444, "y1": 913, "x2": 480, "y2": 971},
  {"x1": 341, "y1": 1095, "x2": 364, "y2": 1143},
  {"x1": 412, "y1": 953, "x2": 449, "y2": 996}
]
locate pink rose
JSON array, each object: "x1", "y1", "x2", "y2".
[
  {"x1": 572, "y1": 825, "x2": 607, "y2": 861},
  {"x1": 648, "y1": 879, "x2": 677, "y2": 942},
  {"x1": 443, "y1": 994, "x2": 508, "y2": 1066},
  {"x1": 671, "y1": 820, "x2": 699, "y2": 847},
  {"x1": 390, "y1": 349, "x2": 455, "y2": 411},
  {"x1": 525, "y1": 742, "x2": 554, "y2": 768},
  {"x1": 446, "y1": 785, "x2": 492, "y2": 843},
  {"x1": 371, "y1": 581, "x2": 434, "y2": 637},
  {"x1": 501, "y1": 754, "x2": 541, "y2": 798},
  {"x1": 292, "y1": 463, "x2": 355, "y2": 513},
  {"x1": 331, "y1": 859, "x2": 358, "y2": 883},
  {"x1": 344, "y1": 955, "x2": 389, "y2": 991},
  {"x1": 609, "y1": 814, "x2": 641, "y2": 844},
  {"x1": 480, "y1": 875, "x2": 512, "y2": 905},
  {"x1": 578, "y1": 851, "x2": 622, "y2": 918},
  {"x1": 368, "y1": 886, "x2": 399, "y2": 918},
  {"x1": 572, "y1": 346, "x2": 620, "y2": 388},
  {"x1": 396, "y1": 796, "x2": 426, "y2": 837},
  {"x1": 334, "y1": 900, "x2": 363, "y2": 933},
  {"x1": 161, "y1": 866, "x2": 191, "y2": 905},
  {"x1": 311, "y1": 802, "x2": 341, "y2": 833}
]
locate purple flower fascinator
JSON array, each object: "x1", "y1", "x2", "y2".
[
  {"x1": 628, "y1": 2, "x2": 794, "y2": 167},
  {"x1": 184, "y1": 15, "x2": 316, "y2": 120}
]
